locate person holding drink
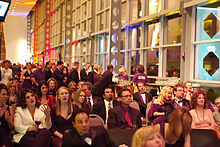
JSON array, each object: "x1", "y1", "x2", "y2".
[{"x1": 13, "y1": 89, "x2": 52, "y2": 147}]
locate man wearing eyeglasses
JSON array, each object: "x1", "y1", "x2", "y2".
[
  {"x1": 107, "y1": 88, "x2": 142, "y2": 129},
  {"x1": 172, "y1": 83, "x2": 190, "y2": 110}
]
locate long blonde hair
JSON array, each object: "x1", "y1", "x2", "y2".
[
  {"x1": 157, "y1": 86, "x2": 173, "y2": 104},
  {"x1": 56, "y1": 86, "x2": 72, "y2": 116},
  {"x1": 131, "y1": 125, "x2": 165, "y2": 147}
]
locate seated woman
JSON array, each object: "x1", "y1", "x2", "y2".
[
  {"x1": 158, "y1": 108, "x2": 192, "y2": 147},
  {"x1": 37, "y1": 81, "x2": 56, "y2": 109},
  {"x1": 131, "y1": 125, "x2": 165, "y2": 147},
  {"x1": 50, "y1": 86, "x2": 74, "y2": 147},
  {"x1": 47, "y1": 78, "x2": 57, "y2": 97},
  {"x1": 0, "y1": 83, "x2": 14, "y2": 147},
  {"x1": 148, "y1": 86, "x2": 173, "y2": 124},
  {"x1": 190, "y1": 89, "x2": 217, "y2": 130},
  {"x1": 7, "y1": 81, "x2": 19, "y2": 116},
  {"x1": 7, "y1": 81, "x2": 18, "y2": 105},
  {"x1": 73, "y1": 89, "x2": 91, "y2": 113},
  {"x1": 68, "y1": 81, "x2": 77, "y2": 91},
  {"x1": 13, "y1": 89, "x2": 52, "y2": 147}
]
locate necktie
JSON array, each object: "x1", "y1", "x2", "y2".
[
  {"x1": 108, "y1": 102, "x2": 112, "y2": 110},
  {"x1": 125, "y1": 108, "x2": 133, "y2": 128},
  {"x1": 88, "y1": 97, "x2": 91, "y2": 107}
]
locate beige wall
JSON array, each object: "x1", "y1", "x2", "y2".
[{"x1": 4, "y1": 15, "x2": 28, "y2": 65}]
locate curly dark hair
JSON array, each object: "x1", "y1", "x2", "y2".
[
  {"x1": 0, "y1": 83, "x2": 8, "y2": 93},
  {"x1": 191, "y1": 89, "x2": 207, "y2": 109},
  {"x1": 18, "y1": 89, "x2": 40, "y2": 109}
]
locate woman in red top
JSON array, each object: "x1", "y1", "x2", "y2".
[{"x1": 37, "y1": 81, "x2": 56, "y2": 108}]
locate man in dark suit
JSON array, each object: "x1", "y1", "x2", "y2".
[
  {"x1": 53, "y1": 61, "x2": 64, "y2": 88},
  {"x1": 82, "y1": 82, "x2": 100, "y2": 112},
  {"x1": 92, "y1": 87, "x2": 120, "y2": 124},
  {"x1": 70, "y1": 61, "x2": 80, "y2": 84},
  {"x1": 92, "y1": 65, "x2": 114, "y2": 98},
  {"x1": 133, "y1": 81, "x2": 152, "y2": 117},
  {"x1": 172, "y1": 83, "x2": 190, "y2": 110},
  {"x1": 62, "y1": 109, "x2": 116, "y2": 147},
  {"x1": 80, "y1": 63, "x2": 90, "y2": 82},
  {"x1": 43, "y1": 61, "x2": 52, "y2": 82},
  {"x1": 107, "y1": 88, "x2": 142, "y2": 129}
]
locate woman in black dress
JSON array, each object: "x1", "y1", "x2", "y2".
[
  {"x1": 21, "y1": 62, "x2": 33, "y2": 89},
  {"x1": 50, "y1": 86, "x2": 74, "y2": 147}
]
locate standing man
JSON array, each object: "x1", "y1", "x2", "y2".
[
  {"x1": 43, "y1": 61, "x2": 52, "y2": 82},
  {"x1": 53, "y1": 61, "x2": 64, "y2": 88},
  {"x1": 80, "y1": 63, "x2": 90, "y2": 82},
  {"x1": 70, "y1": 61, "x2": 80, "y2": 84},
  {"x1": 133, "y1": 81, "x2": 152, "y2": 117},
  {"x1": 92, "y1": 65, "x2": 114, "y2": 98},
  {"x1": 107, "y1": 88, "x2": 142, "y2": 129},
  {"x1": 62, "y1": 109, "x2": 116, "y2": 147},
  {"x1": 92, "y1": 87, "x2": 120, "y2": 124},
  {"x1": 30, "y1": 61, "x2": 45, "y2": 90}
]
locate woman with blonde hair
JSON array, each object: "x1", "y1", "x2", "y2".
[
  {"x1": 50, "y1": 86, "x2": 74, "y2": 147},
  {"x1": 158, "y1": 108, "x2": 192, "y2": 147},
  {"x1": 148, "y1": 86, "x2": 173, "y2": 124},
  {"x1": 88, "y1": 64, "x2": 101, "y2": 84},
  {"x1": 7, "y1": 81, "x2": 18, "y2": 105},
  {"x1": 118, "y1": 67, "x2": 128, "y2": 81},
  {"x1": 131, "y1": 125, "x2": 165, "y2": 147},
  {"x1": 73, "y1": 89, "x2": 91, "y2": 113}
]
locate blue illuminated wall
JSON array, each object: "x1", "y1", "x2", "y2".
[{"x1": 195, "y1": 7, "x2": 220, "y2": 80}]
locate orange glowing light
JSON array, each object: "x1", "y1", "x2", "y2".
[{"x1": 22, "y1": 2, "x2": 36, "y2": 5}]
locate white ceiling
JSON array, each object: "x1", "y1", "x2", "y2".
[{"x1": 8, "y1": 0, "x2": 37, "y2": 17}]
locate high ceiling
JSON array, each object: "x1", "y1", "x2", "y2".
[{"x1": 8, "y1": 0, "x2": 37, "y2": 17}]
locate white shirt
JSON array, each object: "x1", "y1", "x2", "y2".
[
  {"x1": 175, "y1": 98, "x2": 183, "y2": 107},
  {"x1": 104, "y1": 99, "x2": 113, "y2": 123},
  {"x1": 1, "y1": 67, "x2": 12, "y2": 84},
  {"x1": 87, "y1": 96, "x2": 94, "y2": 107},
  {"x1": 141, "y1": 93, "x2": 146, "y2": 104}
]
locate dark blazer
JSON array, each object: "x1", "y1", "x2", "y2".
[
  {"x1": 172, "y1": 99, "x2": 191, "y2": 110},
  {"x1": 107, "y1": 105, "x2": 142, "y2": 129},
  {"x1": 92, "y1": 100, "x2": 120, "y2": 122},
  {"x1": 62, "y1": 127, "x2": 116, "y2": 147},
  {"x1": 133, "y1": 92, "x2": 152, "y2": 116},
  {"x1": 80, "y1": 68, "x2": 89, "y2": 82},
  {"x1": 43, "y1": 67, "x2": 52, "y2": 82},
  {"x1": 53, "y1": 68, "x2": 64, "y2": 88},
  {"x1": 92, "y1": 70, "x2": 113, "y2": 97},
  {"x1": 70, "y1": 68, "x2": 79, "y2": 84},
  {"x1": 88, "y1": 71, "x2": 101, "y2": 84}
]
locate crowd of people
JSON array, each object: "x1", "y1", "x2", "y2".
[{"x1": 0, "y1": 59, "x2": 219, "y2": 147}]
